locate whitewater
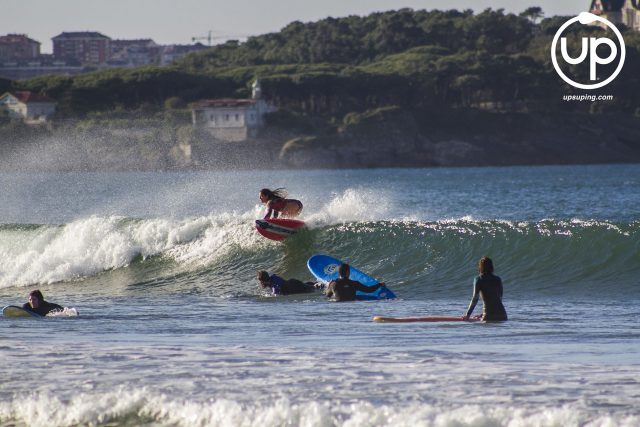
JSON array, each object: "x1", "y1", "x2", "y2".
[{"x1": 1, "y1": 164, "x2": 639, "y2": 426}]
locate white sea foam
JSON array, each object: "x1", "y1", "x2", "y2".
[
  {"x1": 165, "y1": 211, "x2": 266, "y2": 264},
  {"x1": 1, "y1": 390, "x2": 638, "y2": 427},
  {"x1": 306, "y1": 188, "x2": 392, "y2": 226},
  {"x1": 0, "y1": 213, "x2": 263, "y2": 288},
  {"x1": 45, "y1": 307, "x2": 79, "y2": 317},
  {"x1": 0, "y1": 216, "x2": 137, "y2": 288}
]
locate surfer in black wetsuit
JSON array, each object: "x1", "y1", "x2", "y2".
[
  {"x1": 257, "y1": 271, "x2": 317, "y2": 296},
  {"x1": 463, "y1": 257, "x2": 508, "y2": 321},
  {"x1": 325, "y1": 264, "x2": 385, "y2": 302},
  {"x1": 23, "y1": 290, "x2": 64, "y2": 316}
]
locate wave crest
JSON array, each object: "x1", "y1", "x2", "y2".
[{"x1": 0, "y1": 216, "x2": 637, "y2": 296}]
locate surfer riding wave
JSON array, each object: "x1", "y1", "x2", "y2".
[{"x1": 259, "y1": 188, "x2": 303, "y2": 219}]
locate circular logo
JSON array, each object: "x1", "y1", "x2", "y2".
[
  {"x1": 324, "y1": 264, "x2": 339, "y2": 275},
  {"x1": 551, "y1": 12, "x2": 625, "y2": 90}
]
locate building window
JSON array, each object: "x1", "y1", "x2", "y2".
[
  {"x1": 235, "y1": 113, "x2": 239, "y2": 121},
  {"x1": 225, "y1": 114, "x2": 229, "y2": 121}
]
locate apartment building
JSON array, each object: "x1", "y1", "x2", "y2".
[
  {"x1": 0, "y1": 34, "x2": 40, "y2": 62},
  {"x1": 52, "y1": 31, "x2": 111, "y2": 64}
]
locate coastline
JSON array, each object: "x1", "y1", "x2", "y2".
[{"x1": 1, "y1": 108, "x2": 639, "y2": 172}]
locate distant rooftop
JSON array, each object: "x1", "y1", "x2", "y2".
[
  {"x1": 192, "y1": 98, "x2": 257, "y2": 109},
  {"x1": 2, "y1": 90, "x2": 56, "y2": 103},
  {"x1": 0, "y1": 34, "x2": 40, "y2": 44},
  {"x1": 111, "y1": 39, "x2": 156, "y2": 45},
  {"x1": 52, "y1": 32, "x2": 110, "y2": 40}
]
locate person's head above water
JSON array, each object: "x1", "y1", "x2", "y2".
[
  {"x1": 259, "y1": 188, "x2": 287, "y2": 203},
  {"x1": 338, "y1": 264, "x2": 350, "y2": 279},
  {"x1": 478, "y1": 256, "x2": 494, "y2": 274},
  {"x1": 257, "y1": 271, "x2": 271, "y2": 287},
  {"x1": 28, "y1": 289, "x2": 44, "y2": 308}
]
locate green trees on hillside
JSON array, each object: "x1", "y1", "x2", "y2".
[
  {"x1": 176, "y1": 8, "x2": 536, "y2": 69},
  {"x1": 19, "y1": 68, "x2": 236, "y2": 115},
  {"x1": 5, "y1": 7, "x2": 639, "y2": 118}
]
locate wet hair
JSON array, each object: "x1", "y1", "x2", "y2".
[
  {"x1": 260, "y1": 188, "x2": 288, "y2": 201},
  {"x1": 29, "y1": 289, "x2": 44, "y2": 302},
  {"x1": 257, "y1": 271, "x2": 270, "y2": 282},
  {"x1": 338, "y1": 264, "x2": 350, "y2": 278},
  {"x1": 478, "y1": 257, "x2": 494, "y2": 274}
]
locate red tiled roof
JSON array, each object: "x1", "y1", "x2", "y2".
[
  {"x1": 4, "y1": 91, "x2": 56, "y2": 103},
  {"x1": 192, "y1": 98, "x2": 257, "y2": 108}
]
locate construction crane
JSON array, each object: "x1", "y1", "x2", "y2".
[{"x1": 192, "y1": 30, "x2": 247, "y2": 46}]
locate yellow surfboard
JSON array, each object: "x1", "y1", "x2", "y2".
[{"x1": 2, "y1": 305, "x2": 42, "y2": 318}]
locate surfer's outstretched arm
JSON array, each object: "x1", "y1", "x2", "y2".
[{"x1": 354, "y1": 282, "x2": 384, "y2": 293}]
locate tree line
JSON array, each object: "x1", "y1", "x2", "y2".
[{"x1": 5, "y1": 7, "x2": 640, "y2": 119}]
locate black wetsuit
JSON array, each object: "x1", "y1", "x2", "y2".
[
  {"x1": 23, "y1": 301, "x2": 64, "y2": 316},
  {"x1": 326, "y1": 278, "x2": 383, "y2": 302},
  {"x1": 269, "y1": 274, "x2": 315, "y2": 295},
  {"x1": 465, "y1": 273, "x2": 508, "y2": 321}
]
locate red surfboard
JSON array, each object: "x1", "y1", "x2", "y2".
[
  {"x1": 255, "y1": 218, "x2": 306, "y2": 241},
  {"x1": 372, "y1": 316, "x2": 480, "y2": 323}
]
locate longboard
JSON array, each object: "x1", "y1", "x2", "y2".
[
  {"x1": 2, "y1": 305, "x2": 42, "y2": 318},
  {"x1": 255, "y1": 218, "x2": 305, "y2": 241},
  {"x1": 373, "y1": 316, "x2": 479, "y2": 323},
  {"x1": 307, "y1": 254, "x2": 396, "y2": 300}
]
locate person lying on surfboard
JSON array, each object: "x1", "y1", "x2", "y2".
[
  {"x1": 257, "y1": 271, "x2": 317, "y2": 296},
  {"x1": 23, "y1": 290, "x2": 64, "y2": 316},
  {"x1": 325, "y1": 264, "x2": 385, "y2": 302},
  {"x1": 462, "y1": 257, "x2": 508, "y2": 321},
  {"x1": 259, "y1": 188, "x2": 303, "y2": 219}
]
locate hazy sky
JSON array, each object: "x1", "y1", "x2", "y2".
[{"x1": 5, "y1": 0, "x2": 589, "y2": 53}]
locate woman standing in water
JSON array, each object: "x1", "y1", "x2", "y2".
[
  {"x1": 463, "y1": 256, "x2": 508, "y2": 321},
  {"x1": 259, "y1": 188, "x2": 303, "y2": 219}
]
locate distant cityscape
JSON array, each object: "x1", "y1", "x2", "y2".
[
  {"x1": 2, "y1": 0, "x2": 640, "y2": 81},
  {"x1": 0, "y1": 32, "x2": 212, "y2": 80}
]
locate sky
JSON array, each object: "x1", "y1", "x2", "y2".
[{"x1": 4, "y1": 0, "x2": 590, "y2": 53}]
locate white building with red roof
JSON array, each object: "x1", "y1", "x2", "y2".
[
  {"x1": 191, "y1": 79, "x2": 275, "y2": 142},
  {"x1": 0, "y1": 91, "x2": 56, "y2": 123}
]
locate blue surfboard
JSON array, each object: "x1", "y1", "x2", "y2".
[{"x1": 307, "y1": 254, "x2": 396, "y2": 300}]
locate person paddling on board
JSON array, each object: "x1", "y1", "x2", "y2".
[
  {"x1": 259, "y1": 188, "x2": 303, "y2": 219},
  {"x1": 23, "y1": 290, "x2": 64, "y2": 316},
  {"x1": 463, "y1": 257, "x2": 508, "y2": 321},
  {"x1": 257, "y1": 271, "x2": 317, "y2": 296},
  {"x1": 325, "y1": 264, "x2": 385, "y2": 302}
]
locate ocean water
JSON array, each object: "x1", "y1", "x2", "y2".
[{"x1": 0, "y1": 164, "x2": 639, "y2": 427}]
